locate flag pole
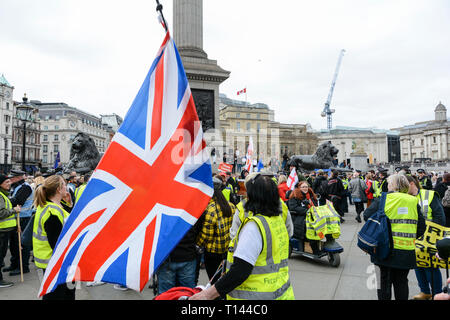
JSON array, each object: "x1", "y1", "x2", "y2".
[{"x1": 155, "y1": 0, "x2": 169, "y2": 32}]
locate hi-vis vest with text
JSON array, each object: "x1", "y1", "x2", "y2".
[
  {"x1": 305, "y1": 202, "x2": 341, "y2": 240},
  {"x1": 236, "y1": 199, "x2": 288, "y2": 224},
  {"x1": 0, "y1": 191, "x2": 16, "y2": 229},
  {"x1": 384, "y1": 192, "x2": 418, "y2": 251},
  {"x1": 226, "y1": 214, "x2": 295, "y2": 300},
  {"x1": 33, "y1": 202, "x2": 70, "y2": 269},
  {"x1": 416, "y1": 189, "x2": 434, "y2": 222}
]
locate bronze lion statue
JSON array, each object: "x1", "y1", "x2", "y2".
[
  {"x1": 287, "y1": 141, "x2": 339, "y2": 171},
  {"x1": 66, "y1": 132, "x2": 101, "y2": 173}
]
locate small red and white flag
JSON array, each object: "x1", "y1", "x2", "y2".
[
  {"x1": 237, "y1": 88, "x2": 246, "y2": 96},
  {"x1": 287, "y1": 168, "x2": 298, "y2": 190}
]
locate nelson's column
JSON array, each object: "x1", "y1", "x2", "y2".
[{"x1": 173, "y1": 0, "x2": 230, "y2": 132}]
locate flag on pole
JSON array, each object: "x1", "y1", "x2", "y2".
[
  {"x1": 244, "y1": 136, "x2": 254, "y2": 172},
  {"x1": 287, "y1": 168, "x2": 298, "y2": 190},
  {"x1": 237, "y1": 88, "x2": 246, "y2": 95},
  {"x1": 38, "y1": 15, "x2": 213, "y2": 297},
  {"x1": 53, "y1": 151, "x2": 60, "y2": 169},
  {"x1": 256, "y1": 159, "x2": 264, "y2": 172}
]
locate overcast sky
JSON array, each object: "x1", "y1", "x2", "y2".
[{"x1": 1, "y1": 0, "x2": 449, "y2": 132}]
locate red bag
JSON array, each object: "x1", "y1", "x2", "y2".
[{"x1": 153, "y1": 286, "x2": 203, "y2": 300}]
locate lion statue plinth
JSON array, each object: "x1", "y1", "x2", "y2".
[
  {"x1": 288, "y1": 141, "x2": 339, "y2": 171},
  {"x1": 65, "y1": 132, "x2": 101, "y2": 173}
]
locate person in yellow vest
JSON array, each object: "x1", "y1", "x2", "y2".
[
  {"x1": 0, "y1": 175, "x2": 21, "y2": 288},
  {"x1": 230, "y1": 172, "x2": 293, "y2": 239},
  {"x1": 74, "y1": 171, "x2": 92, "y2": 204},
  {"x1": 190, "y1": 174, "x2": 295, "y2": 300},
  {"x1": 33, "y1": 175, "x2": 73, "y2": 300},
  {"x1": 405, "y1": 175, "x2": 446, "y2": 300},
  {"x1": 363, "y1": 173, "x2": 426, "y2": 300}
]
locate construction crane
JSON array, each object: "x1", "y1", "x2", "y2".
[{"x1": 321, "y1": 49, "x2": 346, "y2": 130}]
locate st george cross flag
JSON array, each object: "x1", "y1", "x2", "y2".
[
  {"x1": 237, "y1": 88, "x2": 246, "y2": 95},
  {"x1": 38, "y1": 20, "x2": 213, "y2": 297},
  {"x1": 244, "y1": 136, "x2": 254, "y2": 173},
  {"x1": 287, "y1": 168, "x2": 298, "y2": 190}
]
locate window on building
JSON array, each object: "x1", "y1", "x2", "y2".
[
  {"x1": 43, "y1": 145, "x2": 48, "y2": 153},
  {"x1": 5, "y1": 126, "x2": 8, "y2": 135},
  {"x1": 54, "y1": 134, "x2": 59, "y2": 141},
  {"x1": 247, "y1": 123, "x2": 251, "y2": 131},
  {"x1": 433, "y1": 137, "x2": 437, "y2": 144},
  {"x1": 257, "y1": 123, "x2": 261, "y2": 132},
  {"x1": 257, "y1": 114, "x2": 261, "y2": 119},
  {"x1": 54, "y1": 144, "x2": 59, "y2": 152},
  {"x1": 6, "y1": 102, "x2": 9, "y2": 110},
  {"x1": 236, "y1": 122, "x2": 240, "y2": 132},
  {"x1": 55, "y1": 125, "x2": 59, "y2": 130},
  {"x1": 236, "y1": 113, "x2": 240, "y2": 118},
  {"x1": 43, "y1": 135, "x2": 48, "y2": 142},
  {"x1": 43, "y1": 155, "x2": 48, "y2": 163},
  {"x1": 247, "y1": 114, "x2": 251, "y2": 119}
]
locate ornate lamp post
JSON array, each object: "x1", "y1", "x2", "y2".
[{"x1": 15, "y1": 94, "x2": 36, "y2": 172}]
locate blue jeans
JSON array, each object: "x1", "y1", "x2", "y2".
[
  {"x1": 415, "y1": 267, "x2": 442, "y2": 295},
  {"x1": 156, "y1": 259, "x2": 197, "y2": 295}
]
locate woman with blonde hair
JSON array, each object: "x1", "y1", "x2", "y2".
[
  {"x1": 363, "y1": 173, "x2": 426, "y2": 300},
  {"x1": 33, "y1": 175, "x2": 73, "y2": 300}
]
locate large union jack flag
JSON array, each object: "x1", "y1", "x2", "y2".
[{"x1": 38, "y1": 23, "x2": 213, "y2": 297}]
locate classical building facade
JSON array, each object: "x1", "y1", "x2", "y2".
[
  {"x1": 393, "y1": 102, "x2": 449, "y2": 162},
  {"x1": 318, "y1": 126, "x2": 400, "y2": 166},
  {"x1": 219, "y1": 94, "x2": 318, "y2": 163},
  {"x1": 0, "y1": 74, "x2": 14, "y2": 173},
  {"x1": 11, "y1": 95, "x2": 41, "y2": 171},
  {"x1": 31, "y1": 100, "x2": 113, "y2": 169}
]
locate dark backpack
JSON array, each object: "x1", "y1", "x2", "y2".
[{"x1": 357, "y1": 192, "x2": 392, "y2": 260}]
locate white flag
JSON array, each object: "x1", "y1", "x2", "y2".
[
  {"x1": 245, "y1": 136, "x2": 254, "y2": 172},
  {"x1": 287, "y1": 168, "x2": 298, "y2": 190}
]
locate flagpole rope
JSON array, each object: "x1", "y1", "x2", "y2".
[{"x1": 155, "y1": 0, "x2": 169, "y2": 32}]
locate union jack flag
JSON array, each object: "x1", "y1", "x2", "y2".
[{"x1": 38, "y1": 22, "x2": 213, "y2": 296}]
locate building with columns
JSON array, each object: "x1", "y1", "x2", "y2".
[
  {"x1": 318, "y1": 126, "x2": 400, "y2": 166},
  {"x1": 31, "y1": 100, "x2": 113, "y2": 169},
  {"x1": 393, "y1": 102, "x2": 449, "y2": 161},
  {"x1": 219, "y1": 94, "x2": 318, "y2": 163}
]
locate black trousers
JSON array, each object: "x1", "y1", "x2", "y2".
[
  {"x1": 354, "y1": 202, "x2": 365, "y2": 216},
  {"x1": 377, "y1": 265, "x2": 410, "y2": 300},
  {"x1": 204, "y1": 251, "x2": 226, "y2": 284},
  {"x1": 41, "y1": 269, "x2": 76, "y2": 300},
  {"x1": 0, "y1": 231, "x2": 11, "y2": 281}
]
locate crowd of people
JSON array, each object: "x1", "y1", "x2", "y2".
[
  {"x1": 0, "y1": 164, "x2": 449, "y2": 301},
  {"x1": 0, "y1": 168, "x2": 92, "y2": 299}
]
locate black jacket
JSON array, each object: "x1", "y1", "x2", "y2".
[
  {"x1": 434, "y1": 181, "x2": 450, "y2": 227},
  {"x1": 287, "y1": 194, "x2": 317, "y2": 240},
  {"x1": 363, "y1": 193, "x2": 426, "y2": 269},
  {"x1": 168, "y1": 214, "x2": 204, "y2": 263}
]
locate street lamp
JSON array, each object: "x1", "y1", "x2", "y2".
[{"x1": 15, "y1": 93, "x2": 36, "y2": 172}]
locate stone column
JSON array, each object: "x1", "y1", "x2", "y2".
[
  {"x1": 173, "y1": 0, "x2": 230, "y2": 133},
  {"x1": 173, "y1": 0, "x2": 207, "y2": 58}
]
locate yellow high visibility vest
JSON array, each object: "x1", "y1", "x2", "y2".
[
  {"x1": 0, "y1": 191, "x2": 16, "y2": 229},
  {"x1": 417, "y1": 189, "x2": 434, "y2": 222},
  {"x1": 384, "y1": 192, "x2": 419, "y2": 251},
  {"x1": 74, "y1": 184, "x2": 87, "y2": 204},
  {"x1": 33, "y1": 202, "x2": 70, "y2": 269},
  {"x1": 305, "y1": 202, "x2": 341, "y2": 240},
  {"x1": 226, "y1": 214, "x2": 295, "y2": 300}
]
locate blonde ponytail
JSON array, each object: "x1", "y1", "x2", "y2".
[{"x1": 34, "y1": 175, "x2": 64, "y2": 208}]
